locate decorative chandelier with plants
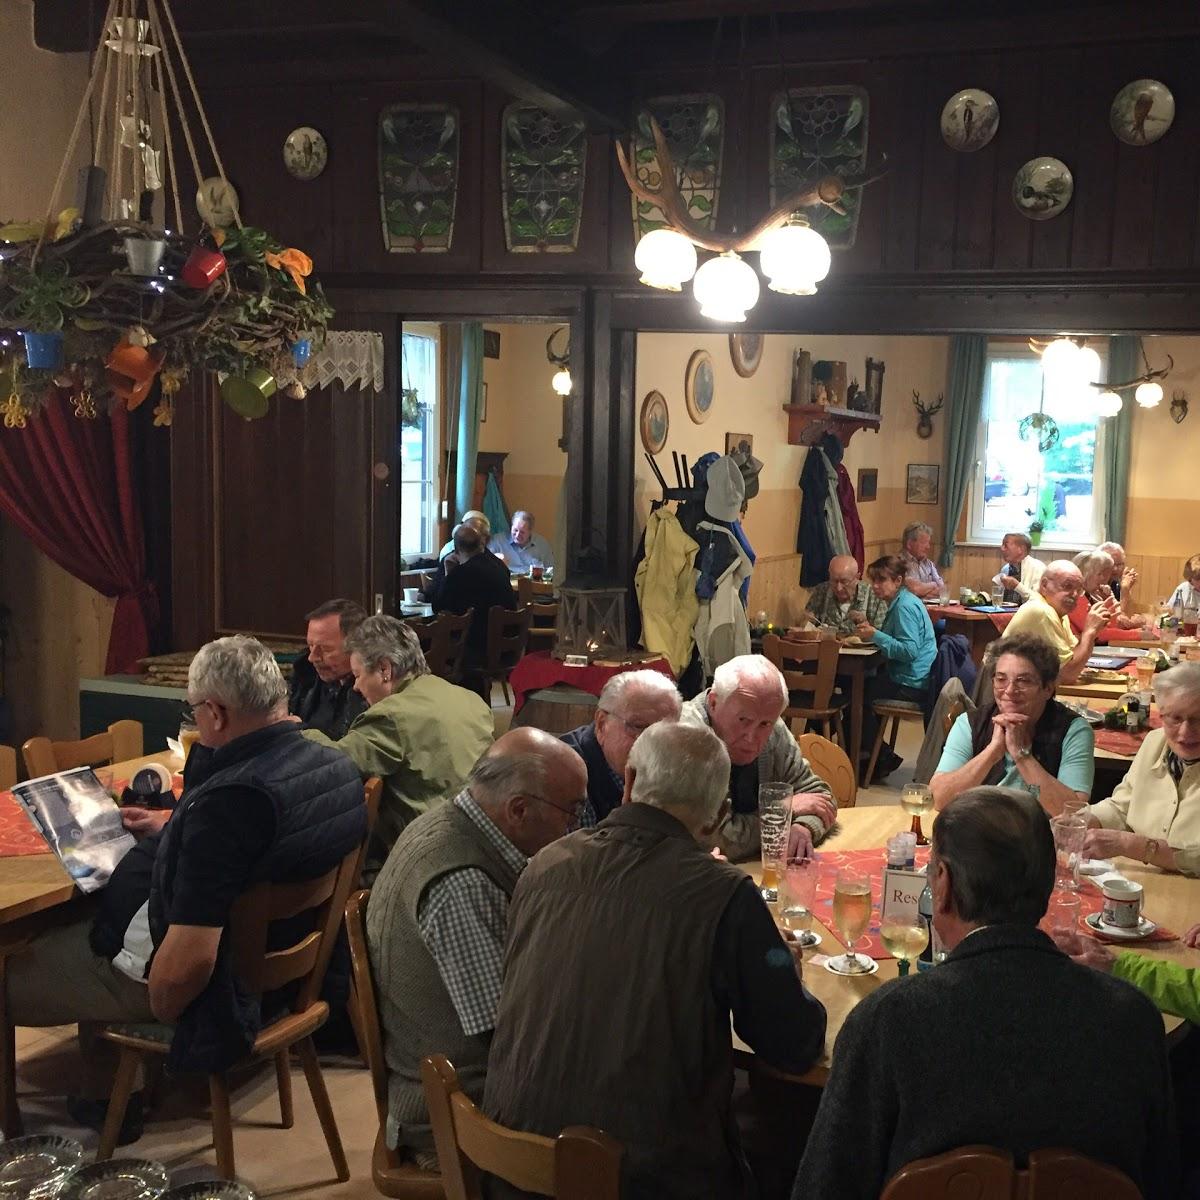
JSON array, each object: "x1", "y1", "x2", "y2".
[{"x1": 0, "y1": 0, "x2": 331, "y2": 429}]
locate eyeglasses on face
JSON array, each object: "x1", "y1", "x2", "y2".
[
  {"x1": 994, "y1": 675, "x2": 1042, "y2": 693},
  {"x1": 599, "y1": 708, "x2": 650, "y2": 736},
  {"x1": 528, "y1": 793, "x2": 589, "y2": 829}
]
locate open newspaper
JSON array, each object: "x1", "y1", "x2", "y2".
[{"x1": 11, "y1": 767, "x2": 136, "y2": 893}]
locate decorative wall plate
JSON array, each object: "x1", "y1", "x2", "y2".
[
  {"x1": 639, "y1": 389, "x2": 669, "y2": 454},
  {"x1": 283, "y1": 126, "x2": 328, "y2": 180},
  {"x1": 940, "y1": 88, "x2": 999, "y2": 152},
  {"x1": 1012, "y1": 157, "x2": 1073, "y2": 220},
  {"x1": 684, "y1": 349, "x2": 715, "y2": 424},
  {"x1": 729, "y1": 332, "x2": 763, "y2": 378},
  {"x1": 195, "y1": 176, "x2": 240, "y2": 227},
  {"x1": 1110, "y1": 79, "x2": 1175, "y2": 146}
]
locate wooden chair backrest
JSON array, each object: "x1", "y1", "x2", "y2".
[
  {"x1": 405, "y1": 616, "x2": 451, "y2": 678},
  {"x1": 517, "y1": 578, "x2": 555, "y2": 605},
  {"x1": 228, "y1": 788, "x2": 368, "y2": 1010},
  {"x1": 487, "y1": 606, "x2": 532, "y2": 673},
  {"x1": 0, "y1": 745, "x2": 16, "y2": 791},
  {"x1": 942, "y1": 694, "x2": 968, "y2": 737},
  {"x1": 881, "y1": 1145, "x2": 1142, "y2": 1200},
  {"x1": 762, "y1": 635, "x2": 838, "y2": 710},
  {"x1": 345, "y1": 889, "x2": 390, "y2": 1131},
  {"x1": 797, "y1": 733, "x2": 857, "y2": 810},
  {"x1": 527, "y1": 601, "x2": 559, "y2": 632},
  {"x1": 21, "y1": 719, "x2": 144, "y2": 779},
  {"x1": 440, "y1": 608, "x2": 474, "y2": 678},
  {"x1": 421, "y1": 1055, "x2": 621, "y2": 1200}
]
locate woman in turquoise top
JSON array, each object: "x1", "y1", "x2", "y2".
[{"x1": 852, "y1": 554, "x2": 937, "y2": 780}]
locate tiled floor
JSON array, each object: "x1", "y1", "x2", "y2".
[{"x1": 7, "y1": 702, "x2": 924, "y2": 1195}]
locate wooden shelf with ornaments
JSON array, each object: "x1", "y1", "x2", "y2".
[{"x1": 783, "y1": 404, "x2": 882, "y2": 447}]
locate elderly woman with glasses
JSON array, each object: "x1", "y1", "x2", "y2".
[
  {"x1": 1082, "y1": 662, "x2": 1200, "y2": 876},
  {"x1": 931, "y1": 633, "x2": 1094, "y2": 815},
  {"x1": 302, "y1": 614, "x2": 494, "y2": 880},
  {"x1": 1068, "y1": 549, "x2": 1152, "y2": 643}
]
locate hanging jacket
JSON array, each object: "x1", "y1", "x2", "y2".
[
  {"x1": 482, "y1": 470, "x2": 509, "y2": 539},
  {"x1": 835, "y1": 462, "x2": 865, "y2": 572},
  {"x1": 730, "y1": 520, "x2": 756, "y2": 606},
  {"x1": 797, "y1": 445, "x2": 835, "y2": 587},
  {"x1": 819, "y1": 447, "x2": 850, "y2": 560},
  {"x1": 635, "y1": 507, "x2": 700, "y2": 674},
  {"x1": 694, "y1": 523, "x2": 752, "y2": 676},
  {"x1": 925, "y1": 633, "x2": 977, "y2": 721}
]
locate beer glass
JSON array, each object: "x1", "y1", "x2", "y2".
[
  {"x1": 1051, "y1": 812, "x2": 1087, "y2": 892},
  {"x1": 828, "y1": 867, "x2": 874, "y2": 975},
  {"x1": 780, "y1": 859, "x2": 820, "y2": 948},
  {"x1": 758, "y1": 782, "x2": 791, "y2": 903}
]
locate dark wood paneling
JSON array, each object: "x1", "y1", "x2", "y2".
[
  {"x1": 949, "y1": 54, "x2": 1002, "y2": 272},
  {"x1": 1069, "y1": 44, "x2": 1122, "y2": 270},
  {"x1": 1029, "y1": 48, "x2": 1082, "y2": 271},
  {"x1": 1150, "y1": 39, "x2": 1200, "y2": 269}
]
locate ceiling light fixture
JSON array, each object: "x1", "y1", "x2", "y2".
[
  {"x1": 545, "y1": 326, "x2": 572, "y2": 395},
  {"x1": 1135, "y1": 380, "x2": 1163, "y2": 408},
  {"x1": 1095, "y1": 390, "x2": 1124, "y2": 418},
  {"x1": 616, "y1": 116, "x2": 884, "y2": 321}
]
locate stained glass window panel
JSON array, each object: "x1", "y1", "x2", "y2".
[
  {"x1": 501, "y1": 103, "x2": 587, "y2": 253},
  {"x1": 379, "y1": 104, "x2": 460, "y2": 253}
]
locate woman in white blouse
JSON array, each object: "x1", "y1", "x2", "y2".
[
  {"x1": 1167, "y1": 552, "x2": 1200, "y2": 614},
  {"x1": 1084, "y1": 661, "x2": 1200, "y2": 875}
]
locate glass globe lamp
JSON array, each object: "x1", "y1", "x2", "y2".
[
  {"x1": 1095, "y1": 390, "x2": 1124, "y2": 418},
  {"x1": 633, "y1": 228, "x2": 697, "y2": 291},
  {"x1": 692, "y1": 251, "x2": 760, "y2": 322},
  {"x1": 1135, "y1": 380, "x2": 1163, "y2": 408},
  {"x1": 758, "y1": 222, "x2": 831, "y2": 296}
]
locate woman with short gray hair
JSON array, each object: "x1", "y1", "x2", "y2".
[
  {"x1": 302, "y1": 614, "x2": 495, "y2": 879},
  {"x1": 1067, "y1": 550, "x2": 1148, "y2": 643},
  {"x1": 1084, "y1": 661, "x2": 1200, "y2": 876}
]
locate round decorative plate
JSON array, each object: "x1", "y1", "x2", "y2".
[
  {"x1": 0, "y1": 1135, "x2": 84, "y2": 1198},
  {"x1": 940, "y1": 88, "x2": 999, "y2": 152},
  {"x1": 282, "y1": 126, "x2": 328, "y2": 180},
  {"x1": 684, "y1": 349, "x2": 715, "y2": 425},
  {"x1": 1110, "y1": 79, "x2": 1175, "y2": 146},
  {"x1": 639, "y1": 389, "x2": 669, "y2": 455},
  {"x1": 57, "y1": 1159, "x2": 169, "y2": 1200},
  {"x1": 163, "y1": 1183, "x2": 259, "y2": 1200},
  {"x1": 728, "y1": 332, "x2": 763, "y2": 379},
  {"x1": 195, "y1": 176, "x2": 240, "y2": 229},
  {"x1": 1012, "y1": 157, "x2": 1073, "y2": 221}
]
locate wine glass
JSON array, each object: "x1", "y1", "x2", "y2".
[
  {"x1": 779, "y1": 859, "x2": 821, "y2": 948},
  {"x1": 828, "y1": 867, "x2": 874, "y2": 975},
  {"x1": 900, "y1": 783, "x2": 934, "y2": 847},
  {"x1": 879, "y1": 920, "x2": 929, "y2": 977}
]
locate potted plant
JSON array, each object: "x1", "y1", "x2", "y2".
[{"x1": 1028, "y1": 518, "x2": 1044, "y2": 547}]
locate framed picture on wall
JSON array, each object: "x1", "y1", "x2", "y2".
[
  {"x1": 725, "y1": 432, "x2": 753, "y2": 457},
  {"x1": 857, "y1": 468, "x2": 878, "y2": 502},
  {"x1": 483, "y1": 330, "x2": 501, "y2": 359},
  {"x1": 906, "y1": 463, "x2": 940, "y2": 505},
  {"x1": 480, "y1": 382, "x2": 488, "y2": 422}
]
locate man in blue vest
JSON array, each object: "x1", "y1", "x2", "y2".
[{"x1": 7, "y1": 635, "x2": 366, "y2": 1145}]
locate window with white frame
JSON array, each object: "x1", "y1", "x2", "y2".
[
  {"x1": 400, "y1": 325, "x2": 440, "y2": 559},
  {"x1": 967, "y1": 343, "x2": 1108, "y2": 548}
]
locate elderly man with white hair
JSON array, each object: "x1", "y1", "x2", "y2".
[
  {"x1": 7, "y1": 635, "x2": 367, "y2": 1143},
  {"x1": 901, "y1": 520, "x2": 945, "y2": 600},
  {"x1": 560, "y1": 668, "x2": 682, "y2": 826},
  {"x1": 489, "y1": 509, "x2": 555, "y2": 572},
  {"x1": 681, "y1": 653, "x2": 835, "y2": 861},
  {"x1": 1001, "y1": 559, "x2": 1110, "y2": 685},
  {"x1": 484, "y1": 721, "x2": 827, "y2": 1199}
]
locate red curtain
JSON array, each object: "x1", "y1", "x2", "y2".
[{"x1": 0, "y1": 393, "x2": 157, "y2": 673}]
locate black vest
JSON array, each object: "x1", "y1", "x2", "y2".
[{"x1": 967, "y1": 698, "x2": 1078, "y2": 785}]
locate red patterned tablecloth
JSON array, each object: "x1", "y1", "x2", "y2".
[
  {"x1": 0, "y1": 791, "x2": 49, "y2": 857},
  {"x1": 1046, "y1": 879, "x2": 1177, "y2": 944},
  {"x1": 1094, "y1": 711, "x2": 1162, "y2": 757},
  {"x1": 510, "y1": 651, "x2": 674, "y2": 715}
]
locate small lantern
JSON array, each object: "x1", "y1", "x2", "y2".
[{"x1": 554, "y1": 586, "x2": 628, "y2": 662}]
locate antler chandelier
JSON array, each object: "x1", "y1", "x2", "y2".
[
  {"x1": 616, "y1": 115, "x2": 882, "y2": 321},
  {"x1": 1030, "y1": 336, "x2": 1172, "y2": 417}
]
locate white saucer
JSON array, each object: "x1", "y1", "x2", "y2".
[
  {"x1": 1086, "y1": 912, "x2": 1157, "y2": 940},
  {"x1": 1079, "y1": 858, "x2": 1114, "y2": 876},
  {"x1": 824, "y1": 954, "x2": 879, "y2": 976}
]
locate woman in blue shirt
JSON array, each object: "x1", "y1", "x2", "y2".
[{"x1": 853, "y1": 554, "x2": 937, "y2": 781}]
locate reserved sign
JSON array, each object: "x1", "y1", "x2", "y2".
[{"x1": 881, "y1": 867, "x2": 926, "y2": 926}]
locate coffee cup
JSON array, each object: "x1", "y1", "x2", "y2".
[
  {"x1": 403, "y1": 587, "x2": 421, "y2": 604},
  {"x1": 1100, "y1": 878, "x2": 1143, "y2": 929}
]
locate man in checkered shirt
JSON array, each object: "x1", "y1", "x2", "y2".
[{"x1": 365, "y1": 726, "x2": 587, "y2": 1169}]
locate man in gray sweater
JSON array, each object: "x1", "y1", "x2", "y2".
[
  {"x1": 681, "y1": 654, "x2": 836, "y2": 861},
  {"x1": 792, "y1": 786, "x2": 1178, "y2": 1200}
]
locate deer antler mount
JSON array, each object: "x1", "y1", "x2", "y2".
[{"x1": 913, "y1": 390, "x2": 944, "y2": 439}]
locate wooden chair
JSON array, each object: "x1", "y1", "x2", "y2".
[
  {"x1": 345, "y1": 890, "x2": 444, "y2": 1198},
  {"x1": 0, "y1": 746, "x2": 16, "y2": 791},
  {"x1": 525, "y1": 601, "x2": 559, "y2": 654},
  {"x1": 516, "y1": 577, "x2": 555, "y2": 605},
  {"x1": 406, "y1": 615, "x2": 451, "y2": 678},
  {"x1": 422, "y1": 1054, "x2": 622, "y2": 1200},
  {"x1": 481, "y1": 606, "x2": 532, "y2": 707},
  {"x1": 95, "y1": 826, "x2": 367, "y2": 1179},
  {"x1": 881, "y1": 1144, "x2": 1141, "y2": 1199},
  {"x1": 21, "y1": 720, "x2": 143, "y2": 779},
  {"x1": 439, "y1": 609, "x2": 473, "y2": 682},
  {"x1": 863, "y1": 699, "x2": 925, "y2": 786},
  {"x1": 763, "y1": 634, "x2": 845, "y2": 744},
  {"x1": 797, "y1": 733, "x2": 857, "y2": 810}
]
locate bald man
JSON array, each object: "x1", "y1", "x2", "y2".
[
  {"x1": 1002, "y1": 560, "x2": 1111, "y2": 685},
  {"x1": 367, "y1": 728, "x2": 587, "y2": 1169},
  {"x1": 802, "y1": 555, "x2": 887, "y2": 635}
]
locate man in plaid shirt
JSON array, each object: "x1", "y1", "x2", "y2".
[{"x1": 366, "y1": 727, "x2": 587, "y2": 1167}]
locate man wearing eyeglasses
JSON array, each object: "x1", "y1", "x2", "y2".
[
  {"x1": 930, "y1": 633, "x2": 1094, "y2": 816},
  {"x1": 560, "y1": 669, "x2": 682, "y2": 826},
  {"x1": 366, "y1": 727, "x2": 587, "y2": 1171},
  {"x1": 1000, "y1": 560, "x2": 1111, "y2": 685}
]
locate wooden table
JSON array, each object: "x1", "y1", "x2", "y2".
[
  {"x1": 736, "y1": 805, "x2": 1199, "y2": 1086},
  {"x1": 926, "y1": 604, "x2": 1016, "y2": 666},
  {"x1": 1057, "y1": 674, "x2": 1135, "y2": 702},
  {"x1": 835, "y1": 645, "x2": 880, "y2": 776},
  {"x1": 0, "y1": 751, "x2": 179, "y2": 931}
]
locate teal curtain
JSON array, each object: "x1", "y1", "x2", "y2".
[
  {"x1": 938, "y1": 334, "x2": 989, "y2": 567},
  {"x1": 454, "y1": 322, "x2": 485, "y2": 522},
  {"x1": 1103, "y1": 336, "x2": 1139, "y2": 544}
]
